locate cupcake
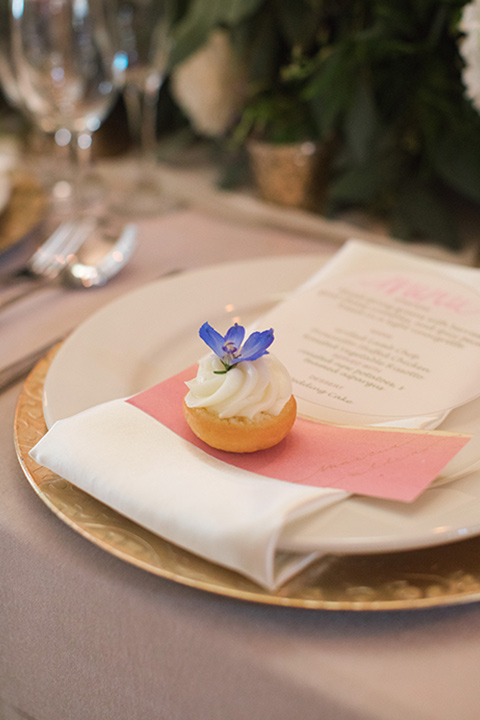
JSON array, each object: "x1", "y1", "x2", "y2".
[{"x1": 183, "y1": 321, "x2": 296, "y2": 453}]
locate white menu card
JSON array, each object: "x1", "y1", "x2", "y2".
[{"x1": 260, "y1": 240, "x2": 480, "y2": 428}]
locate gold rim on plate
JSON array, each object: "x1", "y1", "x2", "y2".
[{"x1": 13, "y1": 344, "x2": 480, "y2": 611}]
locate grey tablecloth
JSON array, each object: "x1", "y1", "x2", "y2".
[{"x1": 2, "y1": 208, "x2": 480, "y2": 720}]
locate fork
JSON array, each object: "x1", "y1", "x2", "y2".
[
  {"x1": 0, "y1": 217, "x2": 96, "y2": 286},
  {"x1": 0, "y1": 218, "x2": 95, "y2": 310}
]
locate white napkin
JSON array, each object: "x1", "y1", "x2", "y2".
[{"x1": 30, "y1": 399, "x2": 348, "y2": 589}]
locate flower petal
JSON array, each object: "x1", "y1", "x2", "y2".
[
  {"x1": 199, "y1": 322, "x2": 225, "y2": 357},
  {"x1": 222, "y1": 323, "x2": 245, "y2": 352},
  {"x1": 199, "y1": 322, "x2": 275, "y2": 368},
  {"x1": 237, "y1": 328, "x2": 274, "y2": 362}
]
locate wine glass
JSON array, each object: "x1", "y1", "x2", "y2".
[
  {"x1": 0, "y1": 25, "x2": 21, "y2": 109},
  {"x1": 109, "y1": 0, "x2": 172, "y2": 216},
  {"x1": 9, "y1": 0, "x2": 122, "y2": 215},
  {"x1": 0, "y1": 3, "x2": 57, "y2": 183}
]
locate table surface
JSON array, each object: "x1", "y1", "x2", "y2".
[{"x1": 3, "y1": 170, "x2": 480, "y2": 720}]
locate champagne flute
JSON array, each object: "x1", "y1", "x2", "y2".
[
  {"x1": 110, "y1": 0, "x2": 172, "y2": 216},
  {"x1": 9, "y1": 0, "x2": 122, "y2": 215}
]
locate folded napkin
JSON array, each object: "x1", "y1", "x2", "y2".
[
  {"x1": 30, "y1": 398, "x2": 347, "y2": 589},
  {"x1": 30, "y1": 368, "x2": 470, "y2": 590}
]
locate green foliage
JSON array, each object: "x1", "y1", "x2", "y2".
[
  {"x1": 169, "y1": 0, "x2": 265, "y2": 67},
  {"x1": 233, "y1": 90, "x2": 318, "y2": 144},
  {"x1": 168, "y1": 0, "x2": 480, "y2": 247}
]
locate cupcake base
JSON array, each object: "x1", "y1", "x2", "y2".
[{"x1": 183, "y1": 395, "x2": 297, "y2": 453}]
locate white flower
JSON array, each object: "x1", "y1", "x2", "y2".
[
  {"x1": 171, "y1": 29, "x2": 247, "y2": 137},
  {"x1": 459, "y1": 1, "x2": 480, "y2": 114}
]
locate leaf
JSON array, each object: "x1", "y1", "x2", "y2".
[
  {"x1": 329, "y1": 137, "x2": 401, "y2": 205},
  {"x1": 169, "y1": 0, "x2": 222, "y2": 67},
  {"x1": 328, "y1": 165, "x2": 386, "y2": 204},
  {"x1": 433, "y1": 130, "x2": 480, "y2": 204},
  {"x1": 220, "y1": 0, "x2": 265, "y2": 25},
  {"x1": 242, "y1": 10, "x2": 280, "y2": 85},
  {"x1": 304, "y1": 48, "x2": 355, "y2": 136},
  {"x1": 344, "y1": 77, "x2": 379, "y2": 164},
  {"x1": 274, "y1": 0, "x2": 321, "y2": 48},
  {"x1": 169, "y1": 0, "x2": 264, "y2": 67},
  {"x1": 390, "y1": 181, "x2": 459, "y2": 248}
]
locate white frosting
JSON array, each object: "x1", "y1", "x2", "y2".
[{"x1": 184, "y1": 353, "x2": 292, "y2": 419}]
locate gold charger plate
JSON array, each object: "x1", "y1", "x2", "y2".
[{"x1": 14, "y1": 344, "x2": 480, "y2": 611}]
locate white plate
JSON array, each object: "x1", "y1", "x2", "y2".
[{"x1": 43, "y1": 255, "x2": 480, "y2": 555}]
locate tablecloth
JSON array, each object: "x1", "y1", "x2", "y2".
[{"x1": 2, "y1": 202, "x2": 480, "y2": 720}]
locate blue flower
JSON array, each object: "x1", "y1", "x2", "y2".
[{"x1": 199, "y1": 321, "x2": 274, "y2": 372}]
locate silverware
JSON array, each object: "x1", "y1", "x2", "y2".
[
  {"x1": 65, "y1": 223, "x2": 137, "y2": 288},
  {"x1": 0, "y1": 217, "x2": 96, "y2": 286},
  {"x1": 0, "y1": 222, "x2": 136, "y2": 312}
]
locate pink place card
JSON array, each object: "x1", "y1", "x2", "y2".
[{"x1": 127, "y1": 366, "x2": 471, "y2": 503}]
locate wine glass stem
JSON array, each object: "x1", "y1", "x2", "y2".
[
  {"x1": 50, "y1": 131, "x2": 93, "y2": 216},
  {"x1": 124, "y1": 81, "x2": 161, "y2": 176},
  {"x1": 75, "y1": 131, "x2": 94, "y2": 169}
]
